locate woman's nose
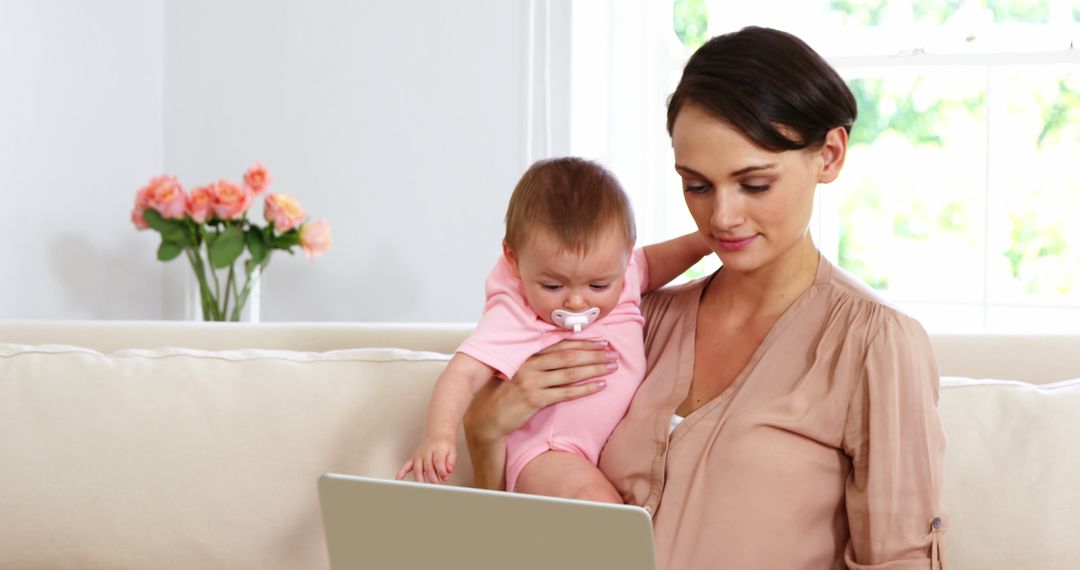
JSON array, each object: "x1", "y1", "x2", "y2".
[{"x1": 710, "y1": 188, "x2": 744, "y2": 231}]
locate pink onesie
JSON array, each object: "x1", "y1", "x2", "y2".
[{"x1": 457, "y1": 249, "x2": 649, "y2": 492}]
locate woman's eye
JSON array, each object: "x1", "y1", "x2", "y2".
[
  {"x1": 683, "y1": 182, "x2": 709, "y2": 194},
  {"x1": 589, "y1": 284, "x2": 611, "y2": 291},
  {"x1": 741, "y1": 183, "x2": 770, "y2": 193},
  {"x1": 540, "y1": 284, "x2": 562, "y2": 291}
]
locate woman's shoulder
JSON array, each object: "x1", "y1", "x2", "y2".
[
  {"x1": 815, "y1": 258, "x2": 929, "y2": 344},
  {"x1": 641, "y1": 275, "x2": 709, "y2": 317}
]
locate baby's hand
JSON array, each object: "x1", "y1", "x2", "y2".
[{"x1": 395, "y1": 434, "x2": 457, "y2": 484}]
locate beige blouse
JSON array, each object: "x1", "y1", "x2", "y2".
[{"x1": 598, "y1": 256, "x2": 948, "y2": 569}]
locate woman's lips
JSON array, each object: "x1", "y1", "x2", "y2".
[{"x1": 715, "y1": 235, "x2": 757, "y2": 251}]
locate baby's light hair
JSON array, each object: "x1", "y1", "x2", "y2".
[{"x1": 503, "y1": 157, "x2": 636, "y2": 255}]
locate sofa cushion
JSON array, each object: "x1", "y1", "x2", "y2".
[
  {"x1": 0, "y1": 343, "x2": 456, "y2": 570},
  {"x1": 939, "y1": 376, "x2": 1080, "y2": 570}
]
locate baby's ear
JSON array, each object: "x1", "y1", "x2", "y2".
[{"x1": 503, "y1": 241, "x2": 522, "y2": 278}]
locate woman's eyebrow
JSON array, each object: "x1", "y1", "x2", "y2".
[
  {"x1": 730, "y1": 163, "x2": 778, "y2": 177},
  {"x1": 674, "y1": 164, "x2": 703, "y2": 177},
  {"x1": 675, "y1": 163, "x2": 778, "y2": 178}
]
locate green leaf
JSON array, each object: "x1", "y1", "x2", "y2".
[
  {"x1": 269, "y1": 229, "x2": 301, "y2": 250},
  {"x1": 204, "y1": 227, "x2": 219, "y2": 248},
  {"x1": 208, "y1": 225, "x2": 245, "y2": 269},
  {"x1": 246, "y1": 227, "x2": 269, "y2": 264},
  {"x1": 143, "y1": 208, "x2": 185, "y2": 242},
  {"x1": 157, "y1": 239, "x2": 183, "y2": 262}
]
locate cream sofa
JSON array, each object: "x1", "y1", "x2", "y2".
[{"x1": 1, "y1": 320, "x2": 1077, "y2": 569}]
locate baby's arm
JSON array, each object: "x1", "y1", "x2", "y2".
[
  {"x1": 396, "y1": 352, "x2": 496, "y2": 483},
  {"x1": 641, "y1": 232, "x2": 712, "y2": 292}
]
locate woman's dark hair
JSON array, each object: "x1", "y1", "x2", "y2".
[{"x1": 666, "y1": 26, "x2": 857, "y2": 151}]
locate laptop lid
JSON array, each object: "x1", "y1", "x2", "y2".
[{"x1": 318, "y1": 473, "x2": 656, "y2": 570}]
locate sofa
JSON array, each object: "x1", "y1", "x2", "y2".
[{"x1": 1, "y1": 320, "x2": 1077, "y2": 569}]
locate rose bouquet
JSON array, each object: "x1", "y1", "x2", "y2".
[{"x1": 132, "y1": 163, "x2": 332, "y2": 321}]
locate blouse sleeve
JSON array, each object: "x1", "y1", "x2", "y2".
[{"x1": 842, "y1": 310, "x2": 949, "y2": 569}]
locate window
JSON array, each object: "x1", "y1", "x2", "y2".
[{"x1": 570, "y1": 0, "x2": 1080, "y2": 332}]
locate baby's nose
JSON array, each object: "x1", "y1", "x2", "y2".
[{"x1": 565, "y1": 295, "x2": 588, "y2": 311}]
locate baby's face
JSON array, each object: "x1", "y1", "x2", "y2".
[{"x1": 506, "y1": 226, "x2": 631, "y2": 326}]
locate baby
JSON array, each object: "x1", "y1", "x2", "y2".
[{"x1": 397, "y1": 157, "x2": 707, "y2": 501}]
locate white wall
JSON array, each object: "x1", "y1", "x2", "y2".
[
  {"x1": 0, "y1": 0, "x2": 165, "y2": 319},
  {"x1": 2, "y1": 0, "x2": 571, "y2": 322}
]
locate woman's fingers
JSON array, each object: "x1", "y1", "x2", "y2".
[
  {"x1": 536, "y1": 338, "x2": 610, "y2": 355},
  {"x1": 530, "y1": 376, "x2": 608, "y2": 408},
  {"x1": 524, "y1": 347, "x2": 615, "y2": 384},
  {"x1": 463, "y1": 340, "x2": 614, "y2": 451}
]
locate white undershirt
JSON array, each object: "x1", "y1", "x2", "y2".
[{"x1": 668, "y1": 413, "x2": 685, "y2": 436}]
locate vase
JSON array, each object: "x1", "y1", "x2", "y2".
[{"x1": 183, "y1": 248, "x2": 262, "y2": 323}]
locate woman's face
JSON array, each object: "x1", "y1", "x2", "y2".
[{"x1": 670, "y1": 103, "x2": 846, "y2": 275}]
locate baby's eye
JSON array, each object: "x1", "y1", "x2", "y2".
[
  {"x1": 590, "y1": 283, "x2": 611, "y2": 291},
  {"x1": 540, "y1": 283, "x2": 562, "y2": 291}
]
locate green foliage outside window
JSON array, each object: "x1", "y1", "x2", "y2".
[
  {"x1": 912, "y1": 0, "x2": 1049, "y2": 24},
  {"x1": 673, "y1": 0, "x2": 708, "y2": 51},
  {"x1": 830, "y1": 0, "x2": 888, "y2": 25},
  {"x1": 848, "y1": 77, "x2": 979, "y2": 147},
  {"x1": 825, "y1": 0, "x2": 1079, "y2": 301},
  {"x1": 912, "y1": 0, "x2": 966, "y2": 24},
  {"x1": 1037, "y1": 78, "x2": 1080, "y2": 147},
  {"x1": 986, "y1": 0, "x2": 1049, "y2": 23}
]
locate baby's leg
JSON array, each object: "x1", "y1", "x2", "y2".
[{"x1": 514, "y1": 450, "x2": 622, "y2": 504}]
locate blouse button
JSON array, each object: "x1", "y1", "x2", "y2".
[{"x1": 932, "y1": 517, "x2": 942, "y2": 530}]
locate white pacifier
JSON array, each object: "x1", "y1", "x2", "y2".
[{"x1": 551, "y1": 307, "x2": 601, "y2": 333}]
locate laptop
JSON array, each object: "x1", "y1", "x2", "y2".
[{"x1": 318, "y1": 472, "x2": 656, "y2": 570}]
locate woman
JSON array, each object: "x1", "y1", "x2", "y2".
[{"x1": 465, "y1": 26, "x2": 947, "y2": 569}]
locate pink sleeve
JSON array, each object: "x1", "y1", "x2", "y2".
[{"x1": 456, "y1": 257, "x2": 544, "y2": 380}]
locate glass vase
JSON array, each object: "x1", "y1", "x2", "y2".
[{"x1": 184, "y1": 245, "x2": 262, "y2": 322}]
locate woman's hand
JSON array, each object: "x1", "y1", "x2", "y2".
[{"x1": 464, "y1": 339, "x2": 617, "y2": 490}]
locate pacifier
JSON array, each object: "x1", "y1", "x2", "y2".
[{"x1": 551, "y1": 308, "x2": 601, "y2": 333}]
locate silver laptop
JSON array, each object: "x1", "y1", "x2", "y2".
[{"x1": 318, "y1": 473, "x2": 656, "y2": 570}]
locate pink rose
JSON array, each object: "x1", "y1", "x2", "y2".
[
  {"x1": 243, "y1": 162, "x2": 272, "y2": 195},
  {"x1": 264, "y1": 193, "x2": 307, "y2": 233},
  {"x1": 187, "y1": 185, "x2": 214, "y2": 224},
  {"x1": 300, "y1": 219, "x2": 332, "y2": 260},
  {"x1": 144, "y1": 175, "x2": 187, "y2": 220},
  {"x1": 210, "y1": 180, "x2": 252, "y2": 221},
  {"x1": 131, "y1": 185, "x2": 154, "y2": 229}
]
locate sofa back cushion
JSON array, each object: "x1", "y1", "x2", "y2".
[
  {"x1": 0, "y1": 343, "x2": 457, "y2": 569},
  {"x1": 939, "y1": 376, "x2": 1080, "y2": 570}
]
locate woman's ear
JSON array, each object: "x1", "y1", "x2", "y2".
[
  {"x1": 818, "y1": 126, "x2": 848, "y2": 184},
  {"x1": 503, "y1": 241, "x2": 522, "y2": 278}
]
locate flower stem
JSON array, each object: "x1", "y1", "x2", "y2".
[
  {"x1": 231, "y1": 258, "x2": 266, "y2": 321},
  {"x1": 186, "y1": 247, "x2": 221, "y2": 321},
  {"x1": 222, "y1": 262, "x2": 235, "y2": 319}
]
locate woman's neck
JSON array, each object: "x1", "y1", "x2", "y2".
[{"x1": 705, "y1": 234, "x2": 820, "y2": 322}]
